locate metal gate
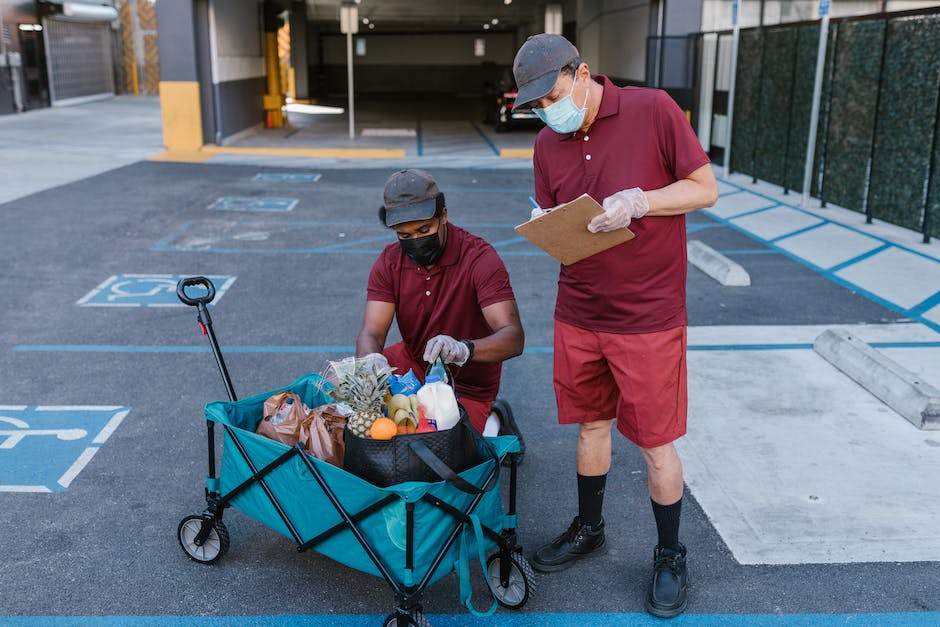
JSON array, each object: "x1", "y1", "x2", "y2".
[{"x1": 42, "y1": 18, "x2": 114, "y2": 105}]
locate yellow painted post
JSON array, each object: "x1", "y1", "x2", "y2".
[
  {"x1": 264, "y1": 32, "x2": 285, "y2": 127},
  {"x1": 131, "y1": 62, "x2": 140, "y2": 96},
  {"x1": 159, "y1": 81, "x2": 203, "y2": 150}
]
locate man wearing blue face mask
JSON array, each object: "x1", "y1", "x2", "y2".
[
  {"x1": 356, "y1": 169, "x2": 526, "y2": 457},
  {"x1": 512, "y1": 34, "x2": 718, "y2": 618}
]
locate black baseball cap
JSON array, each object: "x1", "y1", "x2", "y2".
[
  {"x1": 512, "y1": 34, "x2": 581, "y2": 108},
  {"x1": 381, "y1": 169, "x2": 442, "y2": 227}
]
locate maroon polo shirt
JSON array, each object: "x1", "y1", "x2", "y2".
[
  {"x1": 366, "y1": 224, "x2": 516, "y2": 401},
  {"x1": 533, "y1": 75, "x2": 711, "y2": 334}
]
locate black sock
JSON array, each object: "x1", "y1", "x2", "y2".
[
  {"x1": 651, "y1": 497, "x2": 682, "y2": 551},
  {"x1": 577, "y1": 473, "x2": 607, "y2": 528}
]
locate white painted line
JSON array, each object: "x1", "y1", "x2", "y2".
[
  {"x1": 681, "y1": 345, "x2": 940, "y2": 564},
  {"x1": 836, "y1": 247, "x2": 940, "y2": 310},
  {"x1": 362, "y1": 128, "x2": 417, "y2": 137},
  {"x1": 0, "y1": 485, "x2": 53, "y2": 493},
  {"x1": 774, "y1": 222, "x2": 883, "y2": 270},
  {"x1": 925, "y1": 304, "x2": 940, "y2": 326},
  {"x1": 92, "y1": 409, "x2": 129, "y2": 444},
  {"x1": 57, "y1": 447, "x2": 99, "y2": 489},
  {"x1": 76, "y1": 274, "x2": 118, "y2": 305},
  {"x1": 689, "y1": 322, "x2": 940, "y2": 347},
  {"x1": 0, "y1": 405, "x2": 29, "y2": 411},
  {"x1": 731, "y1": 206, "x2": 824, "y2": 241},
  {"x1": 707, "y1": 193, "x2": 776, "y2": 219},
  {"x1": 36, "y1": 405, "x2": 123, "y2": 411},
  {"x1": 813, "y1": 328, "x2": 940, "y2": 430},
  {"x1": 688, "y1": 240, "x2": 750, "y2": 286}
]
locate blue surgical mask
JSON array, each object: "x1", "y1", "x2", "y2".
[{"x1": 533, "y1": 76, "x2": 589, "y2": 134}]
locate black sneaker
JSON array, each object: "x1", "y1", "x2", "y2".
[
  {"x1": 531, "y1": 516, "x2": 606, "y2": 573},
  {"x1": 491, "y1": 399, "x2": 524, "y2": 466},
  {"x1": 645, "y1": 543, "x2": 688, "y2": 618}
]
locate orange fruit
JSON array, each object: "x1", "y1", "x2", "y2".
[{"x1": 370, "y1": 417, "x2": 398, "y2": 440}]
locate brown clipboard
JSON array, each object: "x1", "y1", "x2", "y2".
[{"x1": 514, "y1": 194, "x2": 635, "y2": 265}]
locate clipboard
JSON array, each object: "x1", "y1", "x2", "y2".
[{"x1": 514, "y1": 194, "x2": 635, "y2": 265}]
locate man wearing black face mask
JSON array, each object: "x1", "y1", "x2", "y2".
[{"x1": 356, "y1": 169, "x2": 526, "y2": 452}]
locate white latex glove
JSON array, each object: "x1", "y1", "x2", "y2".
[
  {"x1": 423, "y1": 335, "x2": 470, "y2": 366},
  {"x1": 588, "y1": 188, "x2": 650, "y2": 233},
  {"x1": 359, "y1": 352, "x2": 390, "y2": 372},
  {"x1": 530, "y1": 207, "x2": 547, "y2": 220}
]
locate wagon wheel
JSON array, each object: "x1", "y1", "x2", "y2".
[
  {"x1": 382, "y1": 607, "x2": 431, "y2": 627},
  {"x1": 486, "y1": 549, "x2": 537, "y2": 609},
  {"x1": 177, "y1": 514, "x2": 230, "y2": 564}
]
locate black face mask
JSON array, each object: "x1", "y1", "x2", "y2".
[{"x1": 400, "y1": 225, "x2": 445, "y2": 266}]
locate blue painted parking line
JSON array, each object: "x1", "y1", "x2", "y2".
[
  {"x1": 253, "y1": 172, "x2": 322, "y2": 183},
  {"x1": 0, "y1": 406, "x2": 129, "y2": 492},
  {"x1": 77, "y1": 274, "x2": 235, "y2": 307},
  {"x1": 208, "y1": 197, "x2": 299, "y2": 212},
  {"x1": 2, "y1": 613, "x2": 937, "y2": 626},
  {"x1": 469, "y1": 120, "x2": 501, "y2": 157},
  {"x1": 13, "y1": 341, "x2": 940, "y2": 354},
  {"x1": 711, "y1": 179, "x2": 940, "y2": 334},
  {"x1": 769, "y1": 221, "x2": 827, "y2": 242}
]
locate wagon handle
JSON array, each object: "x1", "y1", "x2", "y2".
[{"x1": 177, "y1": 276, "x2": 216, "y2": 307}]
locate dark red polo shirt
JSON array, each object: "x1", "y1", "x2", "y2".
[
  {"x1": 533, "y1": 75, "x2": 711, "y2": 334},
  {"x1": 366, "y1": 224, "x2": 516, "y2": 401}
]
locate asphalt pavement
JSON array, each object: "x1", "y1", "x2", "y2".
[{"x1": 0, "y1": 97, "x2": 938, "y2": 626}]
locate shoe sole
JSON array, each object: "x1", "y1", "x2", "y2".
[
  {"x1": 531, "y1": 542, "x2": 607, "y2": 573},
  {"x1": 645, "y1": 593, "x2": 688, "y2": 618}
]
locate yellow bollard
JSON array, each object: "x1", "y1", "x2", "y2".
[{"x1": 263, "y1": 31, "x2": 285, "y2": 128}]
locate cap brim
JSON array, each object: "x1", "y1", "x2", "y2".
[
  {"x1": 384, "y1": 197, "x2": 438, "y2": 227},
  {"x1": 515, "y1": 71, "x2": 561, "y2": 109}
]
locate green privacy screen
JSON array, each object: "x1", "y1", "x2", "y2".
[
  {"x1": 866, "y1": 14, "x2": 940, "y2": 231},
  {"x1": 727, "y1": 11, "x2": 940, "y2": 238}
]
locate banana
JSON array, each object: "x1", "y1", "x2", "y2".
[
  {"x1": 388, "y1": 393, "x2": 409, "y2": 415},
  {"x1": 394, "y1": 408, "x2": 416, "y2": 427}
]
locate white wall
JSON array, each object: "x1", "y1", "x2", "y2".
[
  {"x1": 322, "y1": 32, "x2": 516, "y2": 66},
  {"x1": 577, "y1": 0, "x2": 649, "y2": 82},
  {"x1": 209, "y1": 0, "x2": 265, "y2": 84}
]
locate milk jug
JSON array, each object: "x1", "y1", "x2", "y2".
[{"x1": 417, "y1": 375, "x2": 460, "y2": 430}]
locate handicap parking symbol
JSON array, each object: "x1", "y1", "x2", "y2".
[
  {"x1": 0, "y1": 406, "x2": 130, "y2": 492},
  {"x1": 77, "y1": 274, "x2": 236, "y2": 307},
  {"x1": 208, "y1": 196, "x2": 299, "y2": 212}
]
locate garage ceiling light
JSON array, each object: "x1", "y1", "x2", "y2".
[
  {"x1": 504, "y1": 0, "x2": 512, "y2": 4},
  {"x1": 483, "y1": 23, "x2": 490, "y2": 30}
]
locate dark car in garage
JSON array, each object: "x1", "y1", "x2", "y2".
[{"x1": 483, "y1": 68, "x2": 542, "y2": 132}]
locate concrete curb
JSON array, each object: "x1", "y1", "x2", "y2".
[
  {"x1": 687, "y1": 240, "x2": 751, "y2": 286},
  {"x1": 813, "y1": 328, "x2": 940, "y2": 430}
]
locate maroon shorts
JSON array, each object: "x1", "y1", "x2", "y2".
[
  {"x1": 553, "y1": 320, "x2": 688, "y2": 448},
  {"x1": 382, "y1": 342, "x2": 492, "y2": 433}
]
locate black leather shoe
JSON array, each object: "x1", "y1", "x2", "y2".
[
  {"x1": 491, "y1": 399, "x2": 524, "y2": 466},
  {"x1": 531, "y1": 516, "x2": 606, "y2": 573},
  {"x1": 645, "y1": 543, "x2": 688, "y2": 618}
]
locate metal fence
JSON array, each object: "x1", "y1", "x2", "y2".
[{"x1": 697, "y1": 7, "x2": 940, "y2": 242}]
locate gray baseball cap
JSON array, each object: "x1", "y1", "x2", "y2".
[
  {"x1": 381, "y1": 169, "x2": 442, "y2": 227},
  {"x1": 512, "y1": 34, "x2": 581, "y2": 108}
]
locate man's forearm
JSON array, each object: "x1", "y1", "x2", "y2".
[
  {"x1": 645, "y1": 166, "x2": 719, "y2": 216},
  {"x1": 356, "y1": 332, "x2": 384, "y2": 357},
  {"x1": 468, "y1": 325, "x2": 525, "y2": 363}
]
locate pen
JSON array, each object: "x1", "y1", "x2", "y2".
[{"x1": 528, "y1": 196, "x2": 539, "y2": 210}]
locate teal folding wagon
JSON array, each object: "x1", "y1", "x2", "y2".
[{"x1": 174, "y1": 277, "x2": 536, "y2": 627}]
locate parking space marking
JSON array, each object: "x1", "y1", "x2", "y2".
[
  {"x1": 0, "y1": 406, "x2": 130, "y2": 492},
  {"x1": 252, "y1": 173, "x2": 322, "y2": 183},
  {"x1": 711, "y1": 178, "x2": 940, "y2": 333},
  {"x1": 1, "y1": 612, "x2": 937, "y2": 626},
  {"x1": 208, "y1": 197, "x2": 299, "y2": 212},
  {"x1": 77, "y1": 274, "x2": 235, "y2": 307}
]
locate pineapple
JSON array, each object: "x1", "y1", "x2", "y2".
[{"x1": 328, "y1": 357, "x2": 394, "y2": 437}]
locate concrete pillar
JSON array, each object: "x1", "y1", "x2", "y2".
[
  {"x1": 289, "y1": 1, "x2": 309, "y2": 100},
  {"x1": 156, "y1": 0, "x2": 204, "y2": 150}
]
